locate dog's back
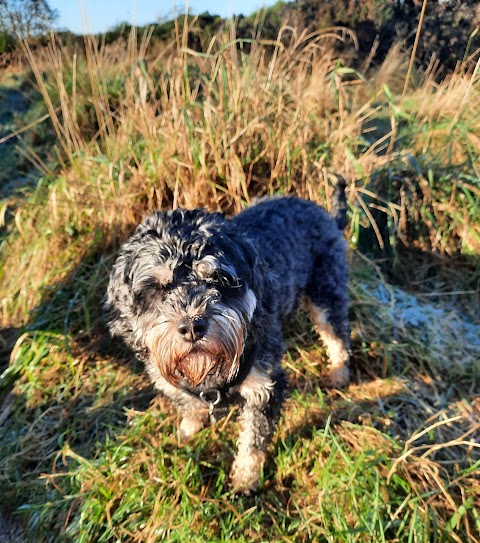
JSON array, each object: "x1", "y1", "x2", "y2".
[
  {"x1": 231, "y1": 191, "x2": 346, "y2": 264},
  {"x1": 234, "y1": 183, "x2": 347, "y2": 239},
  {"x1": 231, "y1": 192, "x2": 347, "y2": 321}
]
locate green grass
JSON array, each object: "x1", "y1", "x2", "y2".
[
  {"x1": 0, "y1": 19, "x2": 479, "y2": 543},
  {"x1": 1, "y1": 264, "x2": 478, "y2": 542}
]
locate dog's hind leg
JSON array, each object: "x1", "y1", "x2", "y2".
[
  {"x1": 306, "y1": 300, "x2": 350, "y2": 387},
  {"x1": 305, "y1": 241, "x2": 350, "y2": 387}
]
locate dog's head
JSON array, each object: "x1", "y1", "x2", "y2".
[{"x1": 105, "y1": 209, "x2": 263, "y2": 393}]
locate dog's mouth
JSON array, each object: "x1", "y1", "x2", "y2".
[
  {"x1": 162, "y1": 342, "x2": 241, "y2": 390},
  {"x1": 175, "y1": 349, "x2": 224, "y2": 387}
]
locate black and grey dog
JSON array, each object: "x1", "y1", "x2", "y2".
[{"x1": 105, "y1": 185, "x2": 350, "y2": 492}]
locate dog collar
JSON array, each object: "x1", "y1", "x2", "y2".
[{"x1": 187, "y1": 343, "x2": 258, "y2": 420}]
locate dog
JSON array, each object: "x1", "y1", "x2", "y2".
[{"x1": 105, "y1": 184, "x2": 350, "y2": 492}]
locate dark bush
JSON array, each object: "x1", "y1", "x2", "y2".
[{"x1": 285, "y1": 0, "x2": 480, "y2": 71}]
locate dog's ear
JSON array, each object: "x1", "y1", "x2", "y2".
[
  {"x1": 221, "y1": 226, "x2": 277, "y2": 306},
  {"x1": 104, "y1": 250, "x2": 136, "y2": 340}
]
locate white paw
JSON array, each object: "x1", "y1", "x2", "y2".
[
  {"x1": 326, "y1": 363, "x2": 350, "y2": 388},
  {"x1": 179, "y1": 415, "x2": 207, "y2": 442},
  {"x1": 230, "y1": 450, "x2": 265, "y2": 494}
]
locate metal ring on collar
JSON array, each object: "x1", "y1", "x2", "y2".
[{"x1": 199, "y1": 389, "x2": 221, "y2": 406}]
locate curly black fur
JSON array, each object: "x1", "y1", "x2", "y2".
[{"x1": 105, "y1": 190, "x2": 350, "y2": 492}]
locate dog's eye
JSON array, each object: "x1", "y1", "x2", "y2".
[
  {"x1": 217, "y1": 270, "x2": 241, "y2": 288},
  {"x1": 194, "y1": 259, "x2": 240, "y2": 287},
  {"x1": 133, "y1": 277, "x2": 167, "y2": 307}
]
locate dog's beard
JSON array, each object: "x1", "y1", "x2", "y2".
[{"x1": 143, "y1": 305, "x2": 246, "y2": 389}]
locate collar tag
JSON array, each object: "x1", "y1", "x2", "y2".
[{"x1": 200, "y1": 389, "x2": 221, "y2": 425}]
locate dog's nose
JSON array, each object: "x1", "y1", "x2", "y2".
[{"x1": 177, "y1": 316, "x2": 208, "y2": 342}]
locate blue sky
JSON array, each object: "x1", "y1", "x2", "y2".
[{"x1": 49, "y1": 1, "x2": 278, "y2": 35}]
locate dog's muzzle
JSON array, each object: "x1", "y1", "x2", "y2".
[{"x1": 145, "y1": 301, "x2": 247, "y2": 390}]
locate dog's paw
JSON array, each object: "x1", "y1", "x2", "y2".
[
  {"x1": 179, "y1": 414, "x2": 207, "y2": 442},
  {"x1": 229, "y1": 450, "x2": 265, "y2": 495},
  {"x1": 325, "y1": 363, "x2": 350, "y2": 388}
]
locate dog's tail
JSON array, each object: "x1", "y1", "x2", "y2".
[{"x1": 331, "y1": 176, "x2": 348, "y2": 230}]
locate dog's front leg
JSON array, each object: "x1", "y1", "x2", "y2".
[
  {"x1": 178, "y1": 396, "x2": 210, "y2": 442},
  {"x1": 230, "y1": 366, "x2": 285, "y2": 493},
  {"x1": 150, "y1": 374, "x2": 209, "y2": 442}
]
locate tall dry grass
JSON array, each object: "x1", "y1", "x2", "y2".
[
  {"x1": 1, "y1": 19, "x2": 479, "y2": 325},
  {"x1": 1, "y1": 23, "x2": 361, "y2": 324}
]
